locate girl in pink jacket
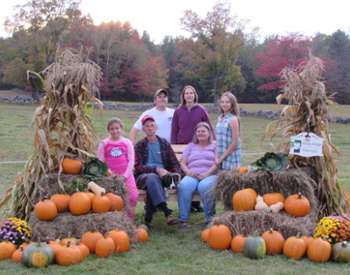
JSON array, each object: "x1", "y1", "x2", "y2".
[{"x1": 98, "y1": 117, "x2": 138, "y2": 220}]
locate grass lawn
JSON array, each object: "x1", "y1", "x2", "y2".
[{"x1": 0, "y1": 102, "x2": 350, "y2": 274}]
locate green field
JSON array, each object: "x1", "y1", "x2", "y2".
[{"x1": 0, "y1": 102, "x2": 350, "y2": 274}]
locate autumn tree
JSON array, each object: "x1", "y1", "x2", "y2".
[{"x1": 179, "y1": 1, "x2": 243, "y2": 100}]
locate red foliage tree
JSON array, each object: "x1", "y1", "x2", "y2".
[{"x1": 256, "y1": 35, "x2": 311, "y2": 91}]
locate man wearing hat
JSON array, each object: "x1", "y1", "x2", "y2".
[
  {"x1": 129, "y1": 88, "x2": 174, "y2": 144},
  {"x1": 134, "y1": 115, "x2": 181, "y2": 227}
]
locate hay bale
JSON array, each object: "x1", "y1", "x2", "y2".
[
  {"x1": 29, "y1": 212, "x2": 137, "y2": 242},
  {"x1": 216, "y1": 168, "x2": 318, "y2": 216},
  {"x1": 211, "y1": 210, "x2": 317, "y2": 238},
  {"x1": 31, "y1": 173, "x2": 128, "y2": 209}
]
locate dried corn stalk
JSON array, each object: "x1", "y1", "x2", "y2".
[
  {"x1": 12, "y1": 48, "x2": 102, "y2": 219},
  {"x1": 266, "y1": 54, "x2": 348, "y2": 217}
]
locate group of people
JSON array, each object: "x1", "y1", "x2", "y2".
[{"x1": 97, "y1": 86, "x2": 241, "y2": 229}]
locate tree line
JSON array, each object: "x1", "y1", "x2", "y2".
[{"x1": 1, "y1": 0, "x2": 350, "y2": 103}]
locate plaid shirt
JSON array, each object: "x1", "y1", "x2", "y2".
[{"x1": 134, "y1": 136, "x2": 182, "y2": 178}]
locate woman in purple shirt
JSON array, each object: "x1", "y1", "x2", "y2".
[
  {"x1": 177, "y1": 122, "x2": 218, "y2": 227},
  {"x1": 171, "y1": 85, "x2": 214, "y2": 144}
]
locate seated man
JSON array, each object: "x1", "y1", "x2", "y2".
[{"x1": 134, "y1": 115, "x2": 181, "y2": 228}]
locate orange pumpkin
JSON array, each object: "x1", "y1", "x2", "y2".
[
  {"x1": 307, "y1": 238, "x2": 331, "y2": 262},
  {"x1": 48, "y1": 240, "x2": 61, "y2": 255},
  {"x1": 201, "y1": 228, "x2": 210, "y2": 243},
  {"x1": 283, "y1": 236, "x2": 306, "y2": 260},
  {"x1": 34, "y1": 199, "x2": 58, "y2": 221},
  {"x1": 69, "y1": 192, "x2": 91, "y2": 215},
  {"x1": 136, "y1": 228, "x2": 149, "y2": 243},
  {"x1": 262, "y1": 193, "x2": 285, "y2": 206},
  {"x1": 284, "y1": 193, "x2": 310, "y2": 217},
  {"x1": 0, "y1": 241, "x2": 16, "y2": 260},
  {"x1": 62, "y1": 158, "x2": 82, "y2": 174},
  {"x1": 261, "y1": 229, "x2": 285, "y2": 255},
  {"x1": 11, "y1": 247, "x2": 24, "y2": 263},
  {"x1": 95, "y1": 237, "x2": 115, "y2": 257},
  {"x1": 207, "y1": 224, "x2": 232, "y2": 250},
  {"x1": 106, "y1": 230, "x2": 129, "y2": 253},
  {"x1": 230, "y1": 234, "x2": 246, "y2": 253},
  {"x1": 301, "y1": 236, "x2": 313, "y2": 249},
  {"x1": 55, "y1": 243, "x2": 82, "y2": 266},
  {"x1": 77, "y1": 243, "x2": 90, "y2": 259},
  {"x1": 232, "y1": 188, "x2": 257, "y2": 211},
  {"x1": 92, "y1": 194, "x2": 112, "y2": 213},
  {"x1": 50, "y1": 194, "x2": 71, "y2": 212},
  {"x1": 238, "y1": 166, "x2": 249, "y2": 174},
  {"x1": 80, "y1": 231, "x2": 103, "y2": 253},
  {"x1": 106, "y1": 193, "x2": 124, "y2": 211}
]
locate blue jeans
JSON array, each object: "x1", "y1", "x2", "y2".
[{"x1": 177, "y1": 175, "x2": 217, "y2": 223}]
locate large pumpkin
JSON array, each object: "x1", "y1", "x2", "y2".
[
  {"x1": 262, "y1": 193, "x2": 285, "y2": 206},
  {"x1": 62, "y1": 158, "x2": 82, "y2": 174},
  {"x1": 261, "y1": 229, "x2": 285, "y2": 255},
  {"x1": 232, "y1": 188, "x2": 257, "y2": 211},
  {"x1": 106, "y1": 193, "x2": 124, "y2": 211},
  {"x1": 0, "y1": 241, "x2": 16, "y2": 260},
  {"x1": 243, "y1": 236, "x2": 266, "y2": 259},
  {"x1": 92, "y1": 194, "x2": 112, "y2": 213},
  {"x1": 283, "y1": 236, "x2": 306, "y2": 260},
  {"x1": 231, "y1": 234, "x2": 246, "y2": 253},
  {"x1": 34, "y1": 199, "x2": 58, "y2": 221},
  {"x1": 106, "y1": 230, "x2": 129, "y2": 253},
  {"x1": 50, "y1": 194, "x2": 70, "y2": 213},
  {"x1": 22, "y1": 242, "x2": 54, "y2": 268},
  {"x1": 95, "y1": 237, "x2": 115, "y2": 257},
  {"x1": 207, "y1": 224, "x2": 232, "y2": 250},
  {"x1": 284, "y1": 193, "x2": 310, "y2": 217},
  {"x1": 307, "y1": 238, "x2": 331, "y2": 262},
  {"x1": 333, "y1": 241, "x2": 350, "y2": 262},
  {"x1": 69, "y1": 192, "x2": 91, "y2": 215},
  {"x1": 80, "y1": 231, "x2": 103, "y2": 253}
]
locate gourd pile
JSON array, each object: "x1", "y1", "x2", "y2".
[
  {"x1": 0, "y1": 227, "x2": 149, "y2": 268},
  {"x1": 201, "y1": 223, "x2": 350, "y2": 263}
]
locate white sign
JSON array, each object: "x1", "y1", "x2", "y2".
[{"x1": 289, "y1": 132, "x2": 324, "y2": 157}]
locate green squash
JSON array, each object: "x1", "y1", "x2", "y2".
[
  {"x1": 243, "y1": 236, "x2": 266, "y2": 259},
  {"x1": 333, "y1": 241, "x2": 350, "y2": 262},
  {"x1": 22, "y1": 242, "x2": 54, "y2": 268}
]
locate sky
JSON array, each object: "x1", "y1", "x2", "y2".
[{"x1": 0, "y1": 0, "x2": 349, "y2": 43}]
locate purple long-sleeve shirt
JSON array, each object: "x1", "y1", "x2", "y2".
[{"x1": 171, "y1": 104, "x2": 215, "y2": 144}]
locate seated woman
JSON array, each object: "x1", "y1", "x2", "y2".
[{"x1": 177, "y1": 122, "x2": 218, "y2": 227}]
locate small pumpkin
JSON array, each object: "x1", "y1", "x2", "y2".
[
  {"x1": 261, "y1": 229, "x2": 285, "y2": 255},
  {"x1": 243, "y1": 236, "x2": 266, "y2": 259},
  {"x1": 136, "y1": 228, "x2": 149, "y2": 243},
  {"x1": 12, "y1": 247, "x2": 24, "y2": 263},
  {"x1": 92, "y1": 194, "x2": 112, "y2": 213},
  {"x1": 62, "y1": 158, "x2": 82, "y2": 174},
  {"x1": 201, "y1": 228, "x2": 210, "y2": 243},
  {"x1": 238, "y1": 166, "x2": 249, "y2": 174},
  {"x1": 95, "y1": 237, "x2": 115, "y2": 257},
  {"x1": 232, "y1": 188, "x2": 257, "y2": 211},
  {"x1": 0, "y1": 241, "x2": 16, "y2": 260},
  {"x1": 69, "y1": 192, "x2": 91, "y2": 215},
  {"x1": 77, "y1": 243, "x2": 90, "y2": 259},
  {"x1": 332, "y1": 241, "x2": 350, "y2": 262},
  {"x1": 48, "y1": 240, "x2": 61, "y2": 256},
  {"x1": 263, "y1": 193, "x2": 285, "y2": 206},
  {"x1": 22, "y1": 242, "x2": 55, "y2": 268},
  {"x1": 231, "y1": 234, "x2": 246, "y2": 253},
  {"x1": 307, "y1": 238, "x2": 331, "y2": 262},
  {"x1": 283, "y1": 236, "x2": 306, "y2": 260},
  {"x1": 106, "y1": 193, "x2": 124, "y2": 211},
  {"x1": 34, "y1": 199, "x2": 58, "y2": 221},
  {"x1": 55, "y1": 243, "x2": 82, "y2": 266},
  {"x1": 207, "y1": 224, "x2": 232, "y2": 250},
  {"x1": 80, "y1": 231, "x2": 103, "y2": 253},
  {"x1": 284, "y1": 193, "x2": 310, "y2": 217},
  {"x1": 107, "y1": 230, "x2": 129, "y2": 253},
  {"x1": 50, "y1": 194, "x2": 70, "y2": 213}
]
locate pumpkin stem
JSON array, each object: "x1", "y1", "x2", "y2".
[
  {"x1": 269, "y1": 228, "x2": 273, "y2": 233},
  {"x1": 297, "y1": 192, "x2": 302, "y2": 198}
]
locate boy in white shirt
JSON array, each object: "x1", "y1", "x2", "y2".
[{"x1": 129, "y1": 89, "x2": 174, "y2": 144}]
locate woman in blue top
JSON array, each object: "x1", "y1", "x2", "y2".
[{"x1": 216, "y1": 91, "x2": 241, "y2": 170}]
